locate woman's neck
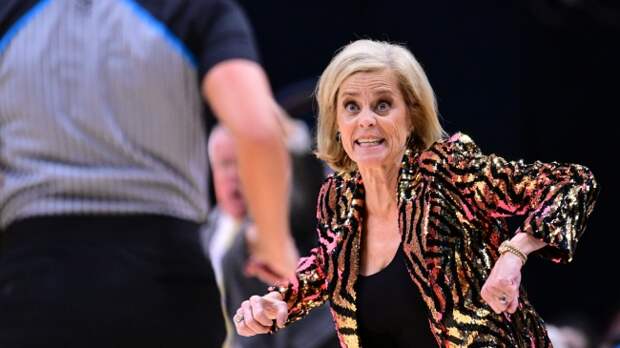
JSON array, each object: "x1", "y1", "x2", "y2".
[{"x1": 358, "y1": 164, "x2": 400, "y2": 218}]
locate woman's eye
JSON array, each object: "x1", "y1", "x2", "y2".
[
  {"x1": 345, "y1": 102, "x2": 359, "y2": 113},
  {"x1": 376, "y1": 101, "x2": 391, "y2": 113}
]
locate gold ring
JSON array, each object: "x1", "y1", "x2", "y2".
[{"x1": 234, "y1": 314, "x2": 244, "y2": 323}]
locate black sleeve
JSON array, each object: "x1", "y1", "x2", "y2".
[
  {"x1": 192, "y1": 0, "x2": 259, "y2": 79},
  {"x1": 137, "y1": 0, "x2": 260, "y2": 79}
]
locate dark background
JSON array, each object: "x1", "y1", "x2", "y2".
[{"x1": 237, "y1": 0, "x2": 619, "y2": 337}]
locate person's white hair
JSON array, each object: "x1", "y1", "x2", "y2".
[{"x1": 207, "y1": 124, "x2": 233, "y2": 164}]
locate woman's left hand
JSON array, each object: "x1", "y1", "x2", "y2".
[{"x1": 481, "y1": 252, "x2": 523, "y2": 314}]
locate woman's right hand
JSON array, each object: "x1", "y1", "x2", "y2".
[{"x1": 233, "y1": 291, "x2": 289, "y2": 337}]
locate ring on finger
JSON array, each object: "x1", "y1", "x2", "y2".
[{"x1": 233, "y1": 313, "x2": 244, "y2": 323}]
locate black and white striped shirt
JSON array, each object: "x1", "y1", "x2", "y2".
[{"x1": 0, "y1": 0, "x2": 258, "y2": 227}]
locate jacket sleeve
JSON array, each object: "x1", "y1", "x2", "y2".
[
  {"x1": 269, "y1": 176, "x2": 337, "y2": 326},
  {"x1": 431, "y1": 132, "x2": 599, "y2": 263}
]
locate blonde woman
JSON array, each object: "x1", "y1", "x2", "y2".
[{"x1": 233, "y1": 39, "x2": 599, "y2": 347}]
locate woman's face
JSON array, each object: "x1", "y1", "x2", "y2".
[{"x1": 336, "y1": 70, "x2": 411, "y2": 171}]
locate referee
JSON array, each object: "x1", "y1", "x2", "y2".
[{"x1": 0, "y1": 0, "x2": 296, "y2": 347}]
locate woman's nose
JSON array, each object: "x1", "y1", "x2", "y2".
[{"x1": 358, "y1": 109, "x2": 377, "y2": 128}]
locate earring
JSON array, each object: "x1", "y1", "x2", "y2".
[{"x1": 335, "y1": 131, "x2": 341, "y2": 142}]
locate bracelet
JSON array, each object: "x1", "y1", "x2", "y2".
[{"x1": 498, "y1": 240, "x2": 527, "y2": 265}]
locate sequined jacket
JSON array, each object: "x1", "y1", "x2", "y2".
[{"x1": 272, "y1": 133, "x2": 599, "y2": 347}]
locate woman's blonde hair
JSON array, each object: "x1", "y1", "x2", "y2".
[{"x1": 315, "y1": 39, "x2": 446, "y2": 172}]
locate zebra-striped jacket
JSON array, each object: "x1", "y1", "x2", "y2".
[{"x1": 272, "y1": 132, "x2": 599, "y2": 347}]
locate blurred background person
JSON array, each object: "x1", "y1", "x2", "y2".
[
  {"x1": 0, "y1": 0, "x2": 296, "y2": 347},
  {"x1": 202, "y1": 123, "x2": 338, "y2": 348}
]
